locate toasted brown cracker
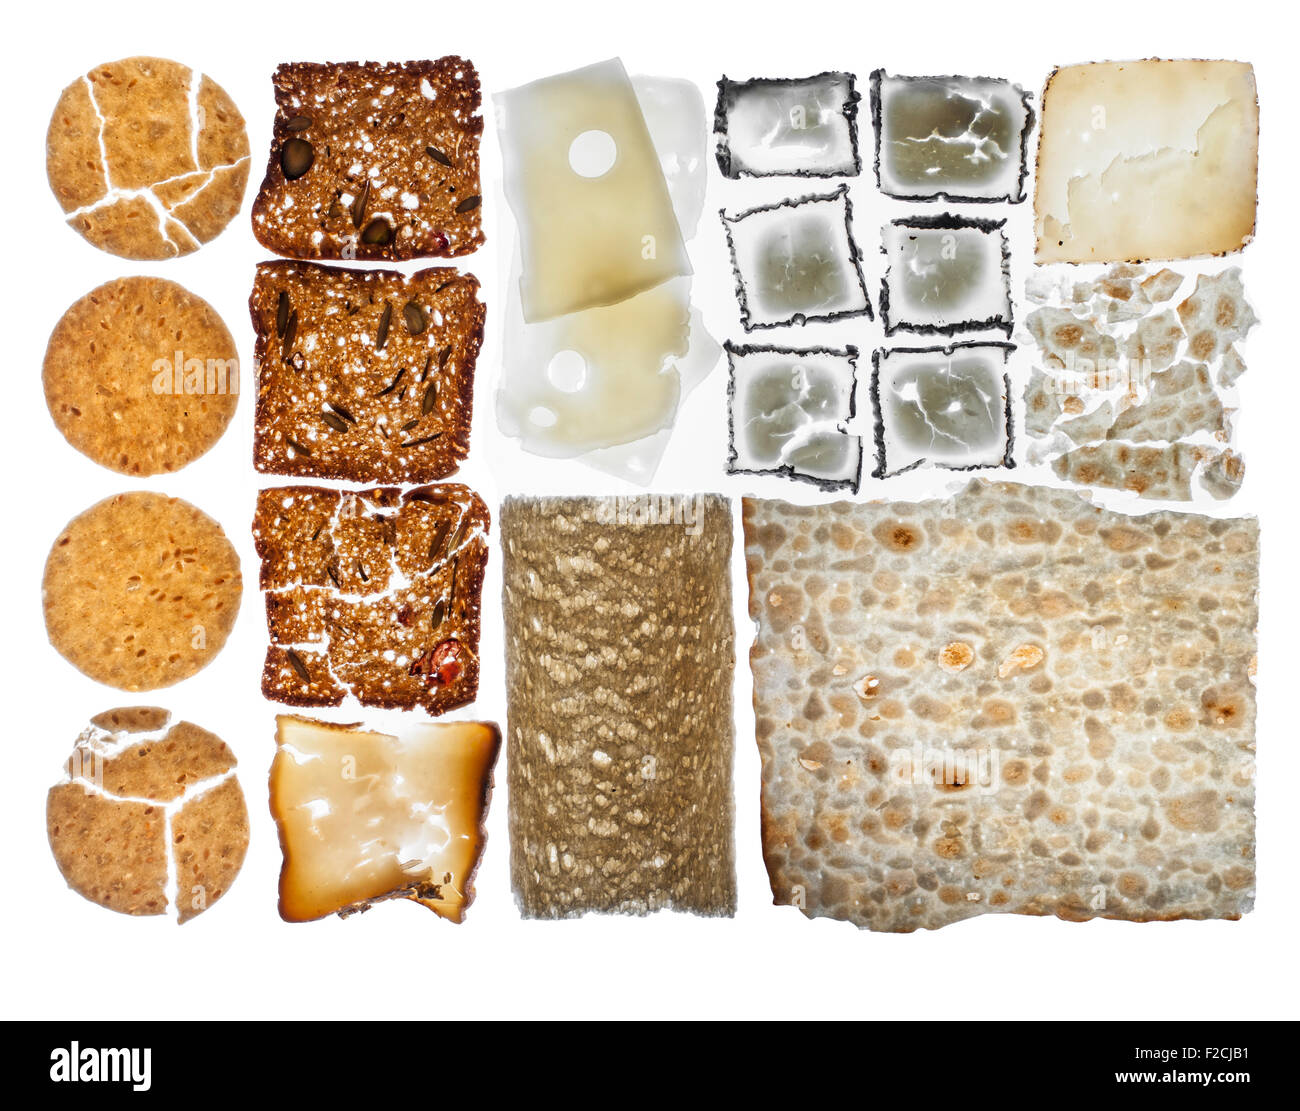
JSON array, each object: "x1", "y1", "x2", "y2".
[
  {"x1": 43, "y1": 493, "x2": 242, "y2": 690},
  {"x1": 251, "y1": 261, "x2": 483, "y2": 483},
  {"x1": 172, "y1": 778, "x2": 250, "y2": 924},
  {"x1": 251, "y1": 59, "x2": 483, "y2": 261},
  {"x1": 253, "y1": 484, "x2": 488, "y2": 714},
  {"x1": 86, "y1": 720, "x2": 238, "y2": 804},
  {"x1": 47, "y1": 57, "x2": 250, "y2": 259},
  {"x1": 44, "y1": 277, "x2": 239, "y2": 476}
]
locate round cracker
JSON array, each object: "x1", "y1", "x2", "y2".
[
  {"x1": 44, "y1": 277, "x2": 240, "y2": 476},
  {"x1": 47, "y1": 57, "x2": 250, "y2": 260},
  {"x1": 47, "y1": 708, "x2": 249, "y2": 922},
  {"x1": 43, "y1": 493, "x2": 242, "y2": 690}
]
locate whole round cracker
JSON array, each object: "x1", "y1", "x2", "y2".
[
  {"x1": 43, "y1": 493, "x2": 242, "y2": 690},
  {"x1": 44, "y1": 277, "x2": 240, "y2": 476},
  {"x1": 47, "y1": 708, "x2": 249, "y2": 922},
  {"x1": 47, "y1": 56, "x2": 250, "y2": 260}
]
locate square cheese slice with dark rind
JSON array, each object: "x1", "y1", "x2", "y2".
[
  {"x1": 880, "y1": 214, "x2": 1012, "y2": 337},
  {"x1": 714, "y1": 72, "x2": 861, "y2": 179},
  {"x1": 871, "y1": 70, "x2": 1034, "y2": 203},
  {"x1": 872, "y1": 342, "x2": 1015, "y2": 478},
  {"x1": 722, "y1": 184, "x2": 872, "y2": 331},
  {"x1": 271, "y1": 715, "x2": 500, "y2": 923},
  {"x1": 726, "y1": 342, "x2": 862, "y2": 493}
]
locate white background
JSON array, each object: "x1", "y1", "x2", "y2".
[{"x1": 3, "y1": 0, "x2": 1295, "y2": 1021}]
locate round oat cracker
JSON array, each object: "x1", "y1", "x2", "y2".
[
  {"x1": 44, "y1": 277, "x2": 240, "y2": 476},
  {"x1": 43, "y1": 493, "x2": 242, "y2": 691},
  {"x1": 47, "y1": 707, "x2": 249, "y2": 921},
  {"x1": 47, "y1": 56, "x2": 250, "y2": 260}
]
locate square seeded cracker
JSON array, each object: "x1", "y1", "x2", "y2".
[
  {"x1": 252, "y1": 261, "x2": 484, "y2": 483},
  {"x1": 252, "y1": 59, "x2": 484, "y2": 261},
  {"x1": 254, "y1": 483, "x2": 488, "y2": 715}
]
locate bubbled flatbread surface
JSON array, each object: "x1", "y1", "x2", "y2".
[
  {"x1": 742, "y1": 481, "x2": 1257, "y2": 931},
  {"x1": 43, "y1": 493, "x2": 241, "y2": 690},
  {"x1": 47, "y1": 708, "x2": 248, "y2": 922},
  {"x1": 44, "y1": 277, "x2": 239, "y2": 475},
  {"x1": 47, "y1": 56, "x2": 250, "y2": 260}
]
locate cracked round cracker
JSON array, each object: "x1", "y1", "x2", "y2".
[
  {"x1": 46, "y1": 56, "x2": 250, "y2": 260},
  {"x1": 43, "y1": 493, "x2": 242, "y2": 690},
  {"x1": 47, "y1": 707, "x2": 249, "y2": 922},
  {"x1": 44, "y1": 277, "x2": 240, "y2": 475}
]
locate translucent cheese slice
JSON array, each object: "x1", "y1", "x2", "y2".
[
  {"x1": 271, "y1": 715, "x2": 500, "y2": 924},
  {"x1": 499, "y1": 275, "x2": 690, "y2": 456},
  {"x1": 1035, "y1": 60, "x2": 1258, "y2": 263},
  {"x1": 496, "y1": 58, "x2": 692, "y2": 322}
]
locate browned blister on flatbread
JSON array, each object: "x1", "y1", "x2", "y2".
[
  {"x1": 251, "y1": 261, "x2": 483, "y2": 483},
  {"x1": 743, "y1": 481, "x2": 1256, "y2": 932},
  {"x1": 253, "y1": 484, "x2": 488, "y2": 714},
  {"x1": 251, "y1": 59, "x2": 483, "y2": 261}
]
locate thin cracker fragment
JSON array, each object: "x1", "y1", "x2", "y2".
[
  {"x1": 742, "y1": 481, "x2": 1256, "y2": 931},
  {"x1": 502, "y1": 495, "x2": 736, "y2": 918},
  {"x1": 1051, "y1": 441, "x2": 1229, "y2": 501}
]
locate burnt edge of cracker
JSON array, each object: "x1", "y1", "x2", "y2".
[
  {"x1": 870, "y1": 341, "x2": 1017, "y2": 479},
  {"x1": 249, "y1": 260, "x2": 485, "y2": 483},
  {"x1": 272, "y1": 716, "x2": 501, "y2": 923},
  {"x1": 251, "y1": 58, "x2": 484, "y2": 261},
  {"x1": 724, "y1": 341, "x2": 863, "y2": 494},
  {"x1": 254, "y1": 484, "x2": 489, "y2": 714},
  {"x1": 714, "y1": 71, "x2": 862, "y2": 180},
  {"x1": 720, "y1": 183, "x2": 873, "y2": 333},
  {"x1": 869, "y1": 69, "x2": 1036, "y2": 205},
  {"x1": 879, "y1": 213, "x2": 1013, "y2": 338}
]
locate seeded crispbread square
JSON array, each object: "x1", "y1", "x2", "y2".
[
  {"x1": 251, "y1": 59, "x2": 484, "y2": 261},
  {"x1": 254, "y1": 484, "x2": 488, "y2": 715},
  {"x1": 252, "y1": 261, "x2": 484, "y2": 483}
]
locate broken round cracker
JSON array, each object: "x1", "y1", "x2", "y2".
[
  {"x1": 44, "y1": 277, "x2": 239, "y2": 476},
  {"x1": 47, "y1": 56, "x2": 250, "y2": 260},
  {"x1": 252, "y1": 59, "x2": 484, "y2": 262},
  {"x1": 742, "y1": 482, "x2": 1256, "y2": 931},
  {"x1": 47, "y1": 708, "x2": 249, "y2": 922},
  {"x1": 43, "y1": 493, "x2": 242, "y2": 690}
]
